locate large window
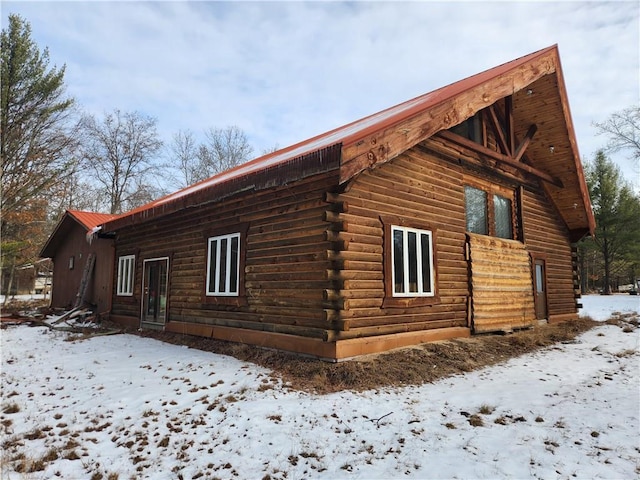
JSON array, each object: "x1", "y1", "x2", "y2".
[
  {"x1": 391, "y1": 226, "x2": 434, "y2": 297},
  {"x1": 465, "y1": 184, "x2": 514, "y2": 239},
  {"x1": 117, "y1": 255, "x2": 135, "y2": 296},
  {"x1": 206, "y1": 233, "x2": 240, "y2": 296}
]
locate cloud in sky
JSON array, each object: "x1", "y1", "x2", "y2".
[{"x1": 3, "y1": 1, "x2": 639, "y2": 185}]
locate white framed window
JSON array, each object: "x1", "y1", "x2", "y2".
[
  {"x1": 391, "y1": 226, "x2": 434, "y2": 297},
  {"x1": 206, "y1": 233, "x2": 240, "y2": 296},
  {"x1": 117, "y1": 255, "x2": 135, "y2": 296}
]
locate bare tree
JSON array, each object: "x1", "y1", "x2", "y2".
[
  {"x1": 80, "y1": 109, "x2": 163, "y2": 214},
  {"x1": 167, "y1": 125, "x2": 253, "y2": 189},
  {"x1": 203, "y1": 125, "x2": 253, "y2": 175},
  {"x1": 169, "y1": 129, "x2": 199, "y2": 188},
  {"x1": 261, "y1": 144, "x2": 280, "y2": 156},
  {"x1": 594, "y1": 106, "x2": 640, "y2": 165},
  {"x1": 47, "y1": 168, "x2": 105, "y2": 219}
]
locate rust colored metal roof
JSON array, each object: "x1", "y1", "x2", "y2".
[
  {"x1": 102, "y1": 44, "x2": 593, "y2": 235},
  {"x1": 40, "y1": 210, "x2": 118, "y2": 258},
  {"x1": 67, "y1": 210, "x2": 118, "y2": 231}
]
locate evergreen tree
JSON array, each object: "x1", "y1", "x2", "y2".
[
  {"x1": 1, "y1": 14, "x2": 78, "y2": 297},
  {"x1": 584, "y1": 150, "x2": 640, "y2": 294}
]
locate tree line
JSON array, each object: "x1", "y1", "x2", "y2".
[{"x1": 1, "y1": 14, "x2": 639, "y2": 297}]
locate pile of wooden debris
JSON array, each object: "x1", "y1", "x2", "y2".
[{"x1": 1, "y1": 305, "x2": 122, "y2": 338}]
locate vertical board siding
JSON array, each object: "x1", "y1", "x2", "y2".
[
  {"x1": 522, "y1": 186, "x2": 577, "y2": 316},
  {"x1": 335, "y1": 145, "x2": 469, "y2": 338},
  {"x1": 111, "y1": 172, "x2": 338, "y2": 338},
  {"x1": 50, "y1": 221, "x2": 114, "y2": 313}
]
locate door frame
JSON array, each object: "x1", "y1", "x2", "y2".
[
  {"x1": 140, "y1": 256, "x2": 170, "y2": 327},
  {"x1": 532, "y1": 254, "x2": 548, "y2": 321}
]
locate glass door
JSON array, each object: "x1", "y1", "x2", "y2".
[{"x1": 142, "y1": 258, "x2": 169, "y2": 325}]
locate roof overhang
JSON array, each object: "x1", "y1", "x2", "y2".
[{"x1": 40, "y1": 210, "x2": 117, "y2": 258}]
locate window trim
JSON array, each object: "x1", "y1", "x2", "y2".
[
  {"x1": 116, "y1": 254, "x2": 136, "y2": 297},
  {"x1": 381, "y1": 216, "x2": 439, "y2": 308},
  {"x1": 202, "y1": 224, "x2": 248, "y2": 307},
  {"x1": 206, "y1": 232, "x2": 241, "y2": 297}
]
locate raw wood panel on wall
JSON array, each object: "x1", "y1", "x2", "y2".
[{"x1": 467, "y1": 233, "x2": 536, "y2": 333}]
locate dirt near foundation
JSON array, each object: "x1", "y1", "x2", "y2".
[{"x1": 135, "y1": 316, "x2": 619, "y2": 394}]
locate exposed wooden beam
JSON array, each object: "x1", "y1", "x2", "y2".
[
  {"x1": 486, "y1": 106, "x2": 511, "y2": 156},
  {"x1": 513, "y1": 124, "x2": 538, "y2": 162},
  {"x1": 437, "y1": 130, "x2": 563, "y2": 188},
  {"x1": 419, "y1": 139, "x2": 538, "y2": 189},
  {"x1": 505, "y1": 96, "x2": 514, "y2": 153},
  {"x1": 340, "y1": 50, "x2": 559, "y2": 183}
]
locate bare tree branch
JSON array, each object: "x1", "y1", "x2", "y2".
[
  {"x1": 594, "y1": 106, "x2": 640, "y2": 165},
  {"x1": 80, "y1": 110, "x2": 163, "y2": 214}
]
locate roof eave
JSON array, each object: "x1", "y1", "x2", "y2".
[
  {"x1": 102, "y1": 143, "x2": 343, "y2": 233},
  {"x1": 551, "y1": 51, "x2": 596, "y2": 236}
]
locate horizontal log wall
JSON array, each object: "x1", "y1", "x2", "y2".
[
  {"x1": 111, "y1": 171, "x2": 339, "y2": 339},
  {"x1": 333, "y1": 145, "x2": 470, "y2": 338},
  {"x1": 522, "y1": 186, "x2": 577, "y2": 317}
]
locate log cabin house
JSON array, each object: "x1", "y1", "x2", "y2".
[
  {"x1": 98, "y1": 45, "x2": 595, "y2": 360},
  {"x1": 40, "y1": 210, "x2": 118, "y2": 313}
]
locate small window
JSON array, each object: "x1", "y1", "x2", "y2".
[
  {"x1": 465, "y1": 186, "x2": 488, "y2": 235},
  {"x1": 494, "y1": 194, "x2": 513, "y2": 239},
  {"x1": 451, "y1": 113, "x2": 483, "y2": 144},
  {"x1": 117, "y1": 255, "x2": 135, "y2": 296},
  {"x1": 391, "y1": 226, "x2": 434, "y2": 297},
  {"x1": 69, "y1": 256, "x2": 74, "y2": 270},
  {"x1": 206, "y1": 233, "x2": 240, "y2": 296}
]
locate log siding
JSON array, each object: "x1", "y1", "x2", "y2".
[
  {"x1": 111, "y1": 171, "x2": 341, "y2": 341},
  {"x1": 333, "y1": 144, "x2": 470, "y2": 338}
]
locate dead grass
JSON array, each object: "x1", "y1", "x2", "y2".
[{"x1": 134, "y1": 316, "x2": 600, "y2": 394}]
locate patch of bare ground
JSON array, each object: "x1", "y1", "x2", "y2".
[{"x1": 134, "y1": 317, "x2": 602, "y2": 394}]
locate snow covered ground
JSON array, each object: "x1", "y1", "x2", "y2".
[{"x1": 1, "y1": 294, "x2": 638, "y2": 479}]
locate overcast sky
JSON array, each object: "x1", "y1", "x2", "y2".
[{"x1": 3, "y1": 1, "x2": 639, "y2": 187}]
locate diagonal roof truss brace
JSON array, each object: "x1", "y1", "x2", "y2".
[
  {"x1": 437, "y1": 129, "x2": 563, "y2": 188},
  {"x1": 443, "y1": 98, "x2": 557, "y2": 187},
  {"x1": 485, "y1": 105, "x2": 512, "y2": 157},
  {"x1": 513, "y1": 124, "x2": 538, "y2": 163}
]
